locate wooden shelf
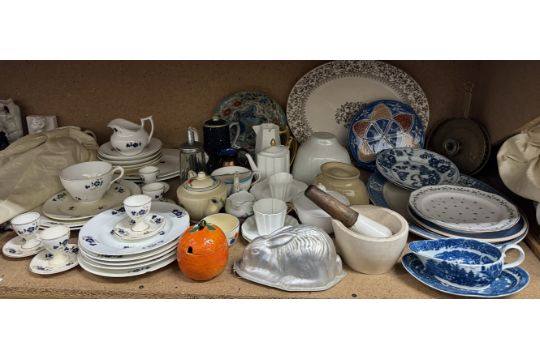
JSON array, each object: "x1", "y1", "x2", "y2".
[{"x1": 1, "y1": 230, "x2": 539, "y2": 299}]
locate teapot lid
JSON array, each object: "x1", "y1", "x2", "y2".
[
  {"x1": 259, "y1": 143, "x2": 289, "y2": 157},
  {"x1": 184, "y1": 172, "x2": 221, "y2": 191},
  {"x1": 204, "y1": 115, "x2": 227, "y2": 127}
]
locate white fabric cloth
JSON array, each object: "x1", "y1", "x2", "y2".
[{"x1": 0, "y1": 126, "x2": 97, "y2": 224}]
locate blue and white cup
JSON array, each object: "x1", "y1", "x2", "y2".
[
  {"x1": 11, "y1": 212, "x2": 41, "y2": 249},
  {"x1": 60, "y1": 161, "x2": 124, "y2": 202},
  {"x1": 40, "y1": 225, "x2": 70, "y2": 266},
  {"x1": 139, "y1": 166, "x2": 160, "y2": 185},
  {"x1": 123, "y1": 194, "x2": 152, "y2": 232},
  {"x1": 409, "y1": 238, "x2": 525, "y2": 289},
  {"x1": 142, "y1": 182, "x2": 166, "y2": 200}
]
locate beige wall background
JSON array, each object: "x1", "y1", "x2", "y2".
[{"x1": 0, "y1": 60, "x2": 536, "y2": 146}]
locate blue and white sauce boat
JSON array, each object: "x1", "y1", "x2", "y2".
[{"x1": 408, "y1": 238, "x2": 525, "y2": 289}]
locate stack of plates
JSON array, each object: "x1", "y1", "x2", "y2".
[
  {"x1": 367, "y1": 172, "x2": 528, "y2": 246},
  {"x1": 98, "y1": 139, "x2": 180, "y2": 182},
  {"x1": 39, "y1": 180, "x2": 141, "y2": 230},
  {"x1": 77, "y1": 202, "x2": 189, "y2": 277}
]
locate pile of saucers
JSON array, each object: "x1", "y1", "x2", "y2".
[
  {"x1": 77, "y1": 200, "x2": 189, "y2": 277},
  {"x1": 98, "y1": 139, "x2": 180, "y2": 182}
]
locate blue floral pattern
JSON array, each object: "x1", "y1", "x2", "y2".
[
  {"x1": 84, "y1": 178, "x2": 104, "y2": 190},
  {"x1": 376, "y1": 147, "x2": 459, "y2": 190}
]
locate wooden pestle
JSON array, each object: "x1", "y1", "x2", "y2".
[{"x1": 305, "y1": 185, "x2": 392, "y2": 237}]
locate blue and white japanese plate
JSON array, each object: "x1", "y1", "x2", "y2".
[
  {"x1": 367, "y1": 171, "x2": 527, "y2": 245},
  {"x1": 348, "y1": 100, "x2": 425, "y2": 170},
  {"x1": 376, "y1": 147, "x2": 459, "y2": 190},
  {"x1": 78, "y1": 201, "x2": 189, "y2": 257},
  {"x1": 214, "y1": 91, "x2": 287, "y2": 154},
  {"x1": 401, "y1": 253, "x2": 529, "y2": 298}
]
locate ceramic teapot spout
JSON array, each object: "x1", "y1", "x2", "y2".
[
  {"x1": 244, "y1": 153, "x2": 258, "y2": 172},
  {"x1": 206, "y1": 198, "x2": 224, "y2": 216}
]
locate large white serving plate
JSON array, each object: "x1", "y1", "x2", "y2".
[
  {"x1": 79, "y1": 247, "x2": 176, "y2": 270},
  {"x1": 409, "y1": 185, "x2": 520, "y2": 233},
  {"x1": 98, "y1": 138, "x2": 162, "y2": 160},
  {"x1": 80, "y1": 239, "x2": 178, "y2": 261},
  {"x1": 123, "y1": 148, "x2": 179, "y2": 180},
  {"x1": 78, "y1": 252, "x2": 177, "y2": 277},
  {"x1": 78, "y1": 202, "x2": 189, "y2": 256},
  {"x1": 42, "y1": 180, "x2": 141, "y2": 221},
  {"x1": 286, "y1": 60, "x2": 429, "y2": 145}
]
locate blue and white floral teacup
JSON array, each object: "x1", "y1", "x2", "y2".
[
  {"x1": 10, "y1": 212, "x2": 41, "y2": 249},
  {"x1": 409, "y1": 238, "x2": 525, "y2": 289},
  {"x1": 60, "y1": 161, "x2": 124, "y2": 202},
  {"x1": 123, "y1": 194, "x2": 152, "y2": 232},
  {"x1": 40, "y1": 225, "x2": 70, "y2": 266}
]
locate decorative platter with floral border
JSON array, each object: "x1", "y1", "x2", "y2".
[{"x1": 286, "y1": 60, "x2": 429, "y2": 145}]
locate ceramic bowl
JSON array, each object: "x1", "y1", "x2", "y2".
[
  {"x1": 409, "y1": 238, "x2": 525, "y2": 288},
  {"x1": 202, "y1": 213, "x2": 240, "y2": 246},
  {"x1": 60, "y1": 161, "x2": 124, "y2": 202},
  {"x1": 292, "y1": 188, "x2": 350, "y2": 234},
  {"x1": 331, "y1": 205, "x2": 408, "y2": 274},
  {"x1": 211, "y1": 166, "x2": 259, "y2": 195},
  {"x1": 225, "y1": 190, "x2": 255, "y2": 218}
]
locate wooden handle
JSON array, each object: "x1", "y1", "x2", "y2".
[{"x1": 304, "y1": 185, "x2": 358, "y2": 227}]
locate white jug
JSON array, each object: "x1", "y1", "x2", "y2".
[
  {"x1": 108, "y1": 116, "x2": 154, "y2": 156},
  {"x1": 253, "y1": 123, "x2": 281, "y2": 155}
]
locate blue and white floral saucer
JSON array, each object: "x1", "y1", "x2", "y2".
[
  {"x1": 29, "y1": 244, "x2": 79, "y2": 275},
  {"x1": 376, "y1": 147, "x2": 459, "y2": 190},
  {"x1": 2, "y1": 235, "x2": 43, "y2": 258},
  {"x1": 401, "y1": 253, "x2": 529, "y2": 298}
]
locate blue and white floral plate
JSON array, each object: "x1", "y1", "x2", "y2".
[
  {"x1": 78, "y1": 250, "x2": 176, "y2": 278},
  {"x1": 376, "y1": 147, "x2": 459, "y2": 190},
  {"x1": 367, "y1": 172, "x2": 527, "y2": 245},
  {"x1": 348, "y1": 100, "x2": 426, "y2": 171},
  {"x1": 112, "y1": 213, "x2": 166, "y2": 241},
  {"x1": 79, "y1": 247, "x2": 175, "y2": 270},
  {"x1": 29, "y1": 244, "x2": 79, "y2": 275},
  {"x1": 78, "y1": 202, "x2": 189, "y2": 257},
  {"x1": 80, "y1": 239, "x2": 177, "y2": 262},
  {"x1": 409, "y1": 185, "x2": 520, "y2": 233},
  {"x1": 215, "y1": 91, "x2": 287, "y2": 154},
  {"x1": 2, "y1": 234, "x2": 43, "y2": 258},
  {"x1": 401, "y1": 253, "x2": 529, "y2": 298},
  {"x1": 42, "y1": 180, "x2": 141, "y2": 221}
]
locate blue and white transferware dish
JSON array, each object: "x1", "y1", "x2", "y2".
[
  {"x1": 79, "y1": 239, "x2": 177, "y2": 263},
  {"x1": 367, "y1": 172, "x2": 528, "y2": 244},
  {"x1": 376, "y1": 147, "x2": 459, "y2": 190},
  {"x1": 2, "y1": 234, "x2": 43, "y2": 258},
  {"x1": 286, "y1": 61, "x2": 429, "y2": 145},
  {"x1": 409, "y1": 185, "x2": 520, "y2": 233},
  {"x1": 42, "y1": 180, "x2": 141, "y2": 221},
  {"x1": 215, "y1": 91, "x2": 287, "y2": 154},
  {"x1": 29, "y1": 244, "x2": 79, "y2": 275},
  {"x1": 401, "y1": 253, "x2": 529, "y2": 298},
  {"x1": 408, "y1": 238, "x2": 525, "y2": 289},
  {"x1": 78, "y1": 201, "x2": 189, "y2": 257},
  {"x1": 113, "y1": 213, "x2": 166, "y2": 241},
  {"x1": 348, "y1": 100, "x2": 425, "y2": 170}
]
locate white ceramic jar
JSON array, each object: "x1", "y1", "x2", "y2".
[{"x1": 292, "y1": 132, "x2": 351, "y2": 184}]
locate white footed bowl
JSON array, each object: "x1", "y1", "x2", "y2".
[{"x1": 331, "y1": 205, "x2": 408, "y2": 274}]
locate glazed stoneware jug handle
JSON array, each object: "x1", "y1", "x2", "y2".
[
  {"x1": 109, "y1": 166, "x2": 125, "y2": 189},
  {"x1": 501, "y1": 244, "x2": 525, "y2": 270},
  {"x1": 229, "y1": 122, "x2": 240, "y2": 147},
  {"x1": 140, "y1": 116, "x2": 154, "y2": 142}
]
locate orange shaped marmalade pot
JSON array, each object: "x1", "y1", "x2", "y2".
[{"x1": 177, "y1": 220, "x2": 229, "y2": 281}]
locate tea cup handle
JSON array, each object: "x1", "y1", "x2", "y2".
[
  {"x1": 501, "y1": 244, "x2": 525, "y2": 270},
  {"x1": 251, "y1": 170, "x2": 262, "y2": 184},
  {"x1": 109, "y1": 166, "x2": 125, "y2": 188},
  {"x1": 229, "y1": 122, "x2": 240, "y2": 147},
  {"x1": 141, "y1": 116, "x2": 154, "y2": 143}
]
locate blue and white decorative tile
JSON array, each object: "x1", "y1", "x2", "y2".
[
  {"x1": 29, "y1": 244, "x2": 79, "y2": 275},
  {"x1": 376, "y1": 147, "x2": 459, "y2": 190},
  {"x1": 401, "y1": 253, "x2": 529, "y2": 298},
  {"x1": 348, "y1": 100, "x2": 425, "y2": 170}
]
